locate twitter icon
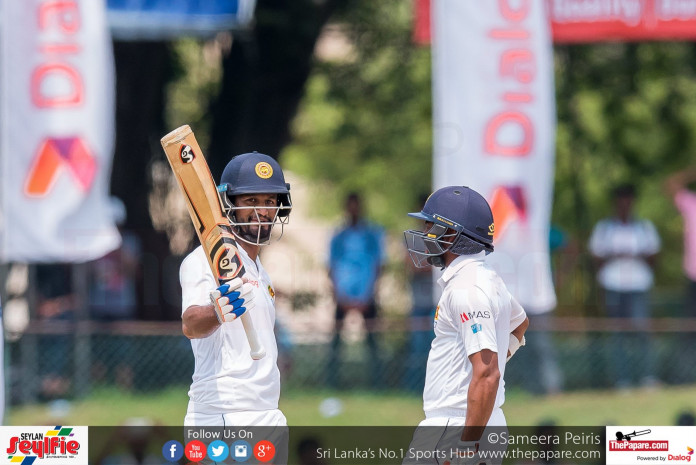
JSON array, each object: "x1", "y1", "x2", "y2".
[{"x1": 207, "y1": 440, "x2": 229, "y2": 462}]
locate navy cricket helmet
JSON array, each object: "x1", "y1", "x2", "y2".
[
  {"x1": 404, "y1": 186, "x2": 494, "y2": 268},
  {"x1": 218, "y1": 152, "x2": 292, "y2": 245},
  {"x1": 219, "y1": 152, "x2": 291, "y2": 217}
]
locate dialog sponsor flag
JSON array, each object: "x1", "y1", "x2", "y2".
[
  {"x1": 432, "y1": 0, "x2": 557, "y2": 312},
  {"x1": 1, "y1": 0, "x2": 120, "y2": 262}
]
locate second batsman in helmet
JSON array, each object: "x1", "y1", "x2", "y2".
[{"x1": 403, "y1": 186, "x2": 529, "y2": 465}]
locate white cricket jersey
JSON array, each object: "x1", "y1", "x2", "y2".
[
  {"x1": 180, "y1": 245, "x2": 280, "y2": 414},
  {"x1": 423, "y1": 252, "x2": 527, "y2": 416},
  {"x1": 588, "y1": 218, "x2": 661, "y2": 292}
]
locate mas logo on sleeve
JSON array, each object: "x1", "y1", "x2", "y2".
[
  {"x1": 1, "y1": 426, "x2": 88, "y2": 464},
  {"x1": 460, "y1": 310, "x2": 491, "y2": 323}
]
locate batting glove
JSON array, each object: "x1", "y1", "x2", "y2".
[
  {"x1": 506, "y1": 334, "x2": 526, "y2": 362},
  {"x1": 209, "y1": 278, "x2": 255, "y2": 324}
]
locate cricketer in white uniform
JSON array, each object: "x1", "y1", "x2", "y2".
[
  {"x1": 179, "y1": 152, "x2": 292, "y2": 431},
  {"x1": 403, "y1": 186, "x2": 529, "y2": 465}
]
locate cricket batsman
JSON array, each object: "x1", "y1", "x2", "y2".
[
  {"x1": 179, "y1": 152, "x2": 291, "y2": 461},
  {"x1": 403, "y1": 186, "x2": 529, "y2": 465}
]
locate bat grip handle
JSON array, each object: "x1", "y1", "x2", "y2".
[{"x1": 240, "y1": 312, "x2": 266, "y2": 360}]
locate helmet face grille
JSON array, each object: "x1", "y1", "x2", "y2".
[
  {"x1": 221, "y1": 195, "x2": 292, "y2": 246},
  {"x1": 403, "y1": 223, "x2": 459, "y2": 268}
]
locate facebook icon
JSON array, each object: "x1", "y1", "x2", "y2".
[{"x1": 163, "y1": 440, "x2": 184, "y2": 462}]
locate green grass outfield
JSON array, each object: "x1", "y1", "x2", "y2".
[{"x1": 8, "y1": 384, "x2": 696, "y2": 426}]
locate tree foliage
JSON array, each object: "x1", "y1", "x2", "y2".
[
  {"x1": 555, "y1": 42, "x2": 696, "y2": 292},
  {"x1": 281, "y1": 0, "x2": 432, "y2": 230}
]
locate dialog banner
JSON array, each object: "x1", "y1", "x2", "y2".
[
  {"x1": 1, "y1": 0, "x2": 120, "y2": 263},
  {"x1": 551, "y1": 0, "x2": 696, "y2": 43},
  {"x1": 432, "y1": 0, "x2": 558, "y2": 313},
  {"x1": 415, "y1": 0, "x2": 696, "y2": 44}
]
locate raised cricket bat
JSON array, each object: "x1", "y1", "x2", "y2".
[{"x1": 161, "y1": 125, "x2": 266, "y2": 360}]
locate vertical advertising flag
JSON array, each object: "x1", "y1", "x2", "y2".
[
  {"x1": 432, "y1": 0, "x2": 557, "y2": 312},
  {"x1": 1, "y1": 0, "x2": 120, "y2": 262}
]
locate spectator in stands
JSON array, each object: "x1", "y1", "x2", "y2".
[
  {"x1": 87, "y1": 197, "x2": 140, "y2": 390},
  {"x1": 36, "y1": 264, "x2": 75, "y2": 399},
  {"x1": 327, "y1": 192, "x2": 385, "y2": 388},
  {"x1": 88, "y1": 198, "x2": 139, "y2": 323},
  {"x1": 664, "y1": 168, "x2": 696, "y2": 317},
  {"x1": 675, "y1": 410, "x2": 696, "y2": 426},
  {"x1": 589, "y1": 183, "x2": 660, "y2": 389}
]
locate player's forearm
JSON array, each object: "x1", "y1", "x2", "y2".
[
  {"x1": 508, "y1": 317, "x2": 529, "y2": 359},
  {"x1": 182, "y1": 305, "x2": 221, "y2": 339},
  {"x1": 511, "y1": 317, "x2": 529, "y2": 341},
  {"x1": 462, "y1": 372, "x2": 499, "y2": 440}
]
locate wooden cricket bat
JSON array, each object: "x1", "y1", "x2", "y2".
[{"x1": 161, "y1": 125, "x2": 266, "y2": 360}]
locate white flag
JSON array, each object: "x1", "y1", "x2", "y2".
[
  {"x1": 1, "y1": 0, "x2": 120, "y2": 262},
  {"x1": 432, "y1": 0, "x2": 557, "y2": 312}
]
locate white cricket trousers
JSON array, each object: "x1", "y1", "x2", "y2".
[
  {"x1": 184, "y1": 407, "x2": 287, "y2": 427},
  {"x1": 184, "y1": 408, "x2": 288, "y2": 464},
  {"x1": 403, "y1": 407, "x2": 507, "y2": 465}
]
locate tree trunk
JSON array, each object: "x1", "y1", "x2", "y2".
[
  {"x1": 111, "y1": 41, "x2": 180, "y2": 320},
  {"x1": 208, "y1": 0, "x2": 347, "y2": 177}
]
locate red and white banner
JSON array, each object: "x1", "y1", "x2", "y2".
[
  {"x1": 416, "y1": 0, "x2": 696, "y2": 44},
  {"x1": 1, "y1": 0, "x2": 120, "y2": 262},
  {"x1": 551, "y1": 0, "x2": 696, "y2": 42},
  {"x1": 432, "y1": 0, "x2": 557, "y2": 313}
]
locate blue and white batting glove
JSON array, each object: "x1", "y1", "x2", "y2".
[{"x1": 209, "y1": 278, "x2": 255, "y2": 324}]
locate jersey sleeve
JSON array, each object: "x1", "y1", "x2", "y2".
[
  {"x1": 179, "y1": 251, "x2": 216, "y2": 317},
  {"x1": 641, "y1": 220, "x2": 661, "y2": 254},
  {"x1": 450, "y1": 288, "x2": 498, "y2": 357},
  {"x1": 509, "y1": 296, "x2": 527, "y2": 330}
]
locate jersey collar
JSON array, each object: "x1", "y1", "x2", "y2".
[
  {"x1": 439, "y1": 251, "x2": 487, "y2": 284},
  {"x1": 237, "y1": 243, "x2": 263, "y2": 276}
]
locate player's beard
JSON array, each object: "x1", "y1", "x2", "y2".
[{"x1": 236, "y1": 223, "x2": 272, "y2": 243}]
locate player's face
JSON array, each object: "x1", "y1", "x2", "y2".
[
  {"x1": 233, "y1": 194, "x2": 279, "y2": 242},
  {"x1": 614, "y1": 194, "x2": 634, "y2": 220}
]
